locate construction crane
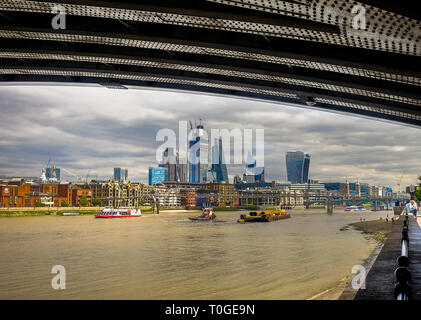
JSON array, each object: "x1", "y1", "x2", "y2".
[{"x1": 397, "y1": 169, "x2": 407, "y2": 193}]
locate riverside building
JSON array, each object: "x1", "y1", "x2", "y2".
[{"x1": 0, "y1": 180, "x2": 92, "y2": 207}]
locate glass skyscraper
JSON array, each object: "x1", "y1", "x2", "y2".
[
  {"x1": 148, "y1": 167, "x2": 168, "y2": 186},
  {"x1": 160, "y1": 148, "x2": 177, "y2": 181},
  {"x1": 189, "y1": 122, "x2": 209, "y2": 183},
  {"x1": 176, "y1": 151, "x2": 188, "y2": 182},
  {"x1": 285, "y1": 151, "x2": 310, "y2": 184},
  {"x1": 211, "y1": 137, "x2": 229, "y2": 183},
  {"x1": 114, "y1": 167, "x2": 128, "y2": 183},
  {"x1": 243, "y1": 152, "x2": 265, "y2": 183}
]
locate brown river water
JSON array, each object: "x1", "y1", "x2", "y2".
[{"x1": 0, "y1": 209, "x2": 390, "y2": 300}]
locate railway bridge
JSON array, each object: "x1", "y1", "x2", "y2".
[{"x1": 0, "y1": 0, "x2": 420, "y2": 126}]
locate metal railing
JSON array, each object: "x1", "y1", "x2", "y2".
[{"x1": 395, "y1": 212, "x2": 411, "y2": 300}]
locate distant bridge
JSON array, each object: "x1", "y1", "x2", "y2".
[
  {"x1": 0, "y1": 0, "x2": 420, "y2": 126},
  {"x1": 305, "y1": 197, "x2": 410, "y2": 207}
]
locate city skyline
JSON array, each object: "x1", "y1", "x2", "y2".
[{"x1": 0, "y1": 86, "x2": 419, "y2": 187}]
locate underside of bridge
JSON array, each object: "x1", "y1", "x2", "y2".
[{"x1": 0, "y1": 0, "x2": 420, "y2": 126}]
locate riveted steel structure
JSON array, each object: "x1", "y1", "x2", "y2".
[{"x1": 0, "y1": 0, "x2": 420, "y2": 126}]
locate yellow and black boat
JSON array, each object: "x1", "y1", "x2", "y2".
[{"x1": 237, "y1": 210, "x2": 290, "y2": 223}]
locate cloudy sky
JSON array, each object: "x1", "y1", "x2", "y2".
[{"x1": 0, "y1": 85, "x2": 419, "y2": 188}]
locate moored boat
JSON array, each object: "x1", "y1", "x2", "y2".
[
  {"x1": 238, "y1": 210, "x2": 290, "y2": 223},
  {"x1": 344, "y1": 206, "x2": 366, "y2": 212},
  {"x1": 189, "y1": 208, "x2": 216, "y2": 221},
  {"x1": 95, "y1": 207, "x2": 142, "y2": 218},
  {"x1": 62, "y1": 212, "x2": 81, "y2": 216}
]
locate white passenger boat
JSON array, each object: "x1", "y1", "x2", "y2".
[{"x1": 95, "y1": 207, "x2": 142, "y2": 218}]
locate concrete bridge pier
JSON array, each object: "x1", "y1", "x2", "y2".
[{"x1": 326, "y1": 198, "x2": 333, "y2": 215}]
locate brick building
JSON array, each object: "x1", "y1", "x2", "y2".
[
  {"x1": 0, "y1": 181, "x2": 92, "y2": 207},
  {"x1": 0, "y1": 181, "x2": 30, "y2": 207}
]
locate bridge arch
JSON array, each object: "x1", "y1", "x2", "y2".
[{"x1": 0, "y1": 0, "x2": 420, "y2": 126}]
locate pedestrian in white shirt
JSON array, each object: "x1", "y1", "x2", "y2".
[{"x1": 406, "y1": 200, "x2": 419, "y2": 217}]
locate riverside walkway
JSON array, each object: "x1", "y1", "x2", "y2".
[{"x1": 352, "y1": 216, "x2": 421, "y2": 300}]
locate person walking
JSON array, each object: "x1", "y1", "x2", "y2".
[{"x1": 406, "y1": 200, "x2": 419, "y2": 217}]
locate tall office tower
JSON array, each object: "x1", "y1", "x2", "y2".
[
  {"x1": 285, "y1": 151, "x2": 311, "y2": 184},
  {"x1": 161, "y1": 148, "x2": 177, "y2": 181},
  {"x1": 245, "y1": 152, "x2": 256, "y2": 181},
  {"x1": 148, "y1": 167, "x2": 168, "y2": 186},
  {"x1": 168, "y1": 150, "x2": 177, "y2": 181},
  {"x1": 189, "y1": 120, "x2": 209, "y2": 183},
  {"x1": 158, "y1": 148, "x2": 167, "y2": 168},
  {"x1": 211, "y1": 137, "x2": 229, "y2": 183},
  {"x1": 243, "y1": 152, "x2": 265, "y2": 183},
  {"x1": 114, "y1": 167, "x2": 128, "y2": 184},
  {"x1": 176, "y1": 151, "x2": 189, "y2": 182},
  {"x1": 161, "y1": 148, "x2": 188, "y2": 182},
  {"x1": 55, "y1": 168, "x2": 61, "y2": 181}
]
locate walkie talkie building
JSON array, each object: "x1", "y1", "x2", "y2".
[{"x1": 286, "y1": 151, "x2": 311, "y2": 184}]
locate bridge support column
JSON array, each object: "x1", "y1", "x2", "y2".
[{"x1": 326, "y1": 198, "x2": 333, "y2": 215}]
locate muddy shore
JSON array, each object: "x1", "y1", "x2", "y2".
[{"x1": 310, "y1": 217, "x2": 396, "y2": 300}]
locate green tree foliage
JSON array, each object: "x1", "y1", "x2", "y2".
[
  {"x1": 92, "y1": 198, "x2": 101, "y2": 206},
  {"x1": 79, "y1": 196, "x2": 89, "y2": 207},
  {"x1": 415, "y1": 189, "x2": 421, "y2": 201},
  {"x1": 34, "y1": 202, "x2": 46, "y2": 207},
  {"x1": 415, "y1": 176, "x2": 421, "y2": 201},
  {"x1": 61, "y1": 201, "x2": 70, "y2": 207}
]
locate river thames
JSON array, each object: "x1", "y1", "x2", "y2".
[{"x1": 0, "y1": 209, "x2": 390, "y2": 299}]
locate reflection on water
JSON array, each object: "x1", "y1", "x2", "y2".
[{"x1": 0, "y1": 210, "x2": 390, "y2": 299}]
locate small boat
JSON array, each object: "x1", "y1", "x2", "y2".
[
  {"x1": 62, "y1": 212, "x2": 81, "y2": 216},
  {"x1": 189, "y1": 208, "x2": 216, "y2": 221},
  {"x1": 95, "y1": 207, "x2": 142, "y2": 218},
  {"x1": 345, "y1": 206, "x2": 366, "y2": 212},
  {"x1": 238, "y1": 210, "x2": 290, "y2": 223}
]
